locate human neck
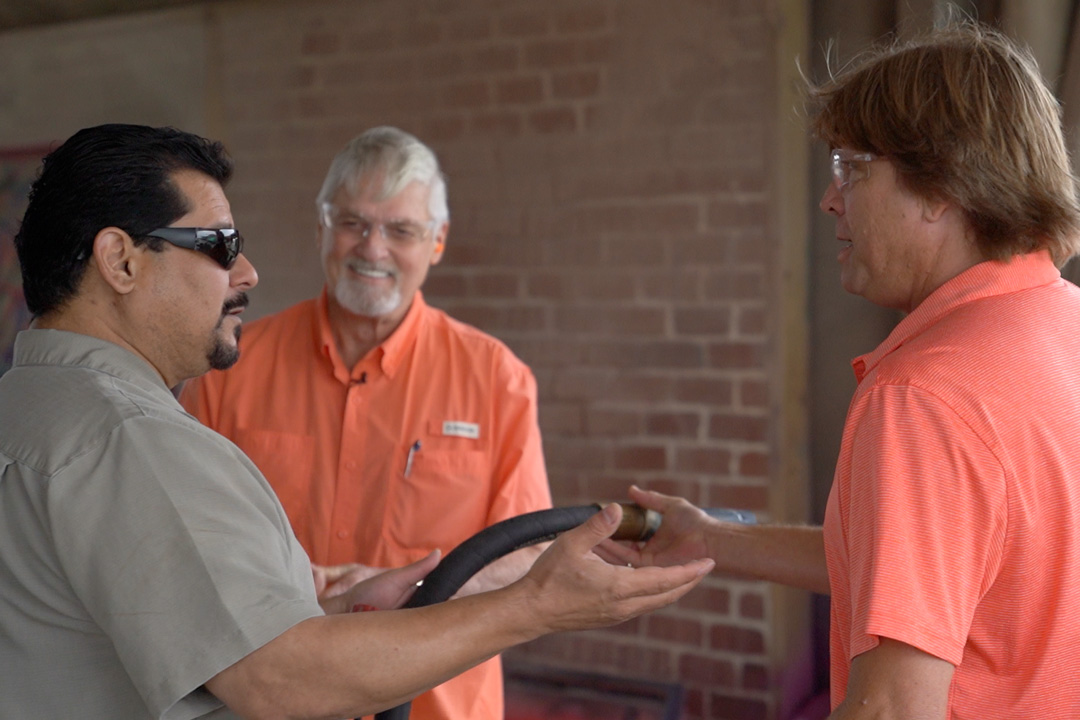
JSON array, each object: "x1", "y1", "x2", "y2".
[
  {"x1": 904, "y1": 217, "x2": 985, "y2": 313},
  {"x1": 326, "y1": 295, "x2": 412, "y2": 369},
  {"x1": 33, "y1": 299, "x2": 176, "y2": 387}
]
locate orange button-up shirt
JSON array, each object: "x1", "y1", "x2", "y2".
[
  {"x1": 181, "y1": 290, "x2": 551, "y2": 720},
  {"x1": 825, "y1": 252, "x2": 1080, "y2": 718}
]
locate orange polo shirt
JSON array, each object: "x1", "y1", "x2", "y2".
[
  {"x1": 181, "y1": 289, "x2": 551, "y2": 720},
  {"x1": 825, "y1": 252, "x2": 1080, "y2": 718}
]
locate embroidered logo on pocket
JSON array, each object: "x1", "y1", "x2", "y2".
[{"x1": 442, "y1": 421, "x2": 480, "y2": 439}]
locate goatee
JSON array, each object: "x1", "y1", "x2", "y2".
[
  {"x1": 207, "y1": 324, "x2": 242, "y2": 370},
  {"x1": 208, "y1": 292, "x2": 248, "y2": 370}
]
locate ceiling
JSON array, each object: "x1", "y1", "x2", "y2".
[{"x1": 0, "y1": 0, "x2": 202, "y2": 32}]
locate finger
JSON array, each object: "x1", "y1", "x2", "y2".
[
  {"x1": 417, "y1": 548, "x2": 442, "y2": 572},
  {"x1": 312, "y1": 568, "x2": 328, "y2": 596},
  {"x1": 594, "y1": 538, "x2": 643, "y2": 567},
  {"x1": 630, "y1": 561, "x2": 717, "y2": 587},
  {"x1": 579, "y1": 559, "x2": 714, "y2": 628},
  {"x1": 623, "y1": 559, "x2": 715, "y2": 597},
  {"x1": 322, "y1": 581, "x2": 351, "y2": 600},
  {"x1": 619, "y1": 560, "x2": 715, "y2": 614},
  {"x1": 390, "y1": 549, "x2": 441, "y2": 584},
  {"x1": 628, "y1": 484, "x2": 671, "y2": 512},
  {"x1": 391, "y1": 552, "x2": 440, "y2": 604},
  {"x1": 319, "y1": 563, "x2": 362, "y2": 582},
  {"x1": 386, "y1": 579, "x2": 421, "y2": 608},
  {"x1": 557, "y1": 502, "x2": 623, "y2": 556},
  {"x1": 597, "y1": 502, "x2": 622, "y2": 530},
  {"x1": 326, "y1": 568, "x2": 376, "y2": 598}
]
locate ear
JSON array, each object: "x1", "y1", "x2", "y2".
[
  {"x1": 921, "y1": 195, "x2": 951, "y2": 224},
  {"x1": 92, "y1": 227, "x2": 141, "y2": 295},
  {"x1": 430, "y1": 221, "x2": 449, "y2": 266}
]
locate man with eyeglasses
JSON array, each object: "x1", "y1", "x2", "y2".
[
  {"x1": 601, "y1": 23, "x2": 1080, "y2": 720},
  {"x1": 0, "y1": 123, "x2": 713, "y2": 719},
  {"x1": 180, "y1": 126, "x2": 552, "y2": 720}
]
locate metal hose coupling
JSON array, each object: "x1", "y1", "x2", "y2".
[
  {"x1": 620, "y1": 503, "x2": 757, "y2": 539},
  {"x1": 608, "y1": 502, "x2": 663, "y2": 541}
]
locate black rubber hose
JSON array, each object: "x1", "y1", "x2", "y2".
[{"x1": 373, "y1": 503, "x2": 754, "y2": 720}]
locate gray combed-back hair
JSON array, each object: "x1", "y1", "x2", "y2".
[{"x1": 316, "y1": 126, "x2": 448, "y2": 223}]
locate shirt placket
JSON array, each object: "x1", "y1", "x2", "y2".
[{"x1": 329, "y1": 366, "x2": 374, "y2": 563}]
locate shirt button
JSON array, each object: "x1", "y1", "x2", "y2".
[
  {"x1": 336, "y1": 529, "x2": 348, "y2": 539},
  {"x1": 345, "y1": 461, "x2": 357, "y2": 470}
]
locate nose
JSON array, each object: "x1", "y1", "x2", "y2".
[
  {"x1": 230, "y1": 252, "x2": 259, "y2": 290},
  {"x1": 355, "y1": 224, "x2": 391, "y2": 259},
  {"x1": 819, "y1": 180, "x2": 844, "y2": 217}
]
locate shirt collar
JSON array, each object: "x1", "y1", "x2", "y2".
[
  {"x1": 316, "y1": 288, "x2": 426, "y2": 383},
  {"x1": 379, "y1": 291, "x2": 425, "y2": 378},
  {"x1": 851, "y1": 251, "x2": 1061, "y2": 382},
  {"x1": 13, "y1": 328, "x2": 176, "y2": 400}
]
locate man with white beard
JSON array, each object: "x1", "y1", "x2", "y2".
[{"x1": 180, "y1": 126, "x2": 551, "y2": 720}]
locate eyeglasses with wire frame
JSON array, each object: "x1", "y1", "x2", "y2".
[
  {"x1": 144, "y1": 227, "x2": 244, "y2": 270},
  {"x1": 319, "y1": 202, "x2": 439, "y2": 246},
  {"x1": 831, "y1": 149, "x2": 879, "y2": 190}
]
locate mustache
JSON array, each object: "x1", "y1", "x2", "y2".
[{"x1": 222, "y1": 293, "x2": 250, "y2": 315}]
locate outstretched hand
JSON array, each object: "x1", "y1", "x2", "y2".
[
  {"x1": 594, "y1": 486, "x2": 714, "y2": 569},
  {"x1": 516, "y1": 502, "x2": 714, "y2": 634},
  {"x1": 329, "y1": 550, "x2": 441, "y2": 614}
]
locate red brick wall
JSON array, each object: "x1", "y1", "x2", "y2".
[{"x1": 216, "y1": 1, "x2": 803, "y2": 718}]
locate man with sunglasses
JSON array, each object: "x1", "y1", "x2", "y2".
[
  {"x1": 0, "y1": 123, "x2": 715, "y2": 719},
  {"x1": 180, "y1": 125, "x2": 551, "y2": 720},
  {"x1": 602, "y1": 23, "x2": 1080, "y2": 720}
]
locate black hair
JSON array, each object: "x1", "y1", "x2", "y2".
[{"x1": 14, "y1": 123, "x2": 233, "y2": 316}]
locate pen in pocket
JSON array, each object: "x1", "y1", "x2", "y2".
[{"x1": 403, "y1": 440, "x2": 421, "y2": 478}]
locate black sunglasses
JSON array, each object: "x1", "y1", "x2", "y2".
[{"x1": 144, "y1": 227, "x2": 244, "y2": 270}]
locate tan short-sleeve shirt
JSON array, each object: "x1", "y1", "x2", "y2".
[{"x1": 0, "y1": 329, "x2": 323, "y2": 719}]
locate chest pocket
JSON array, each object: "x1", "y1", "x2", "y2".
[
  {"x1": 389, "y1": 447, "x2": 490, "y2": 554},
  {"x1": 232, "y1": 428, "x2": 316, "y2": 546}
]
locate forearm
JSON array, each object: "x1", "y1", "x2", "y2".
[
  {"x1": 209, "y1": 584, "x2": 539, "y2": 719},
  {"x1": 705, "y1": 523, "x2": 829, "y2": 594},
  {"x1": 455, "y1": 543, "x2": 546, "y2": 596}
]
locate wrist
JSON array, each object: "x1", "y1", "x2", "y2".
[
  {"x1": 703, "y1": 517, "x2": 735, "y2": 566},
  {"x1": 494, "y1": 579, "x2": 550, "y2": 643}
]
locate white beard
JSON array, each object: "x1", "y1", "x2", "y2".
[{"x1": 333, "y1": 273, "x2": 402, "y2": 318}]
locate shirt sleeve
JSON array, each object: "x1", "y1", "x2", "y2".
[
  {"x1": 47, "y1": 413, "x2": 323, "y2": 719},
  {"x1": 841, "y1": 384, "x2": 1007, "y2": 666},
  {"x1": 486, "y1": 352, "x2": 552, "y2": 524}
]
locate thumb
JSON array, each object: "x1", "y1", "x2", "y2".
[
  {"x1": 401, "y1": 550, "x2": 440, "y2": 598},
  {"x1": 543, "y1": 504, "x2": 622, "y2": 561},
  {"x1": 396, "y1": 549, "x2": 441, "y2": 580},
  {"x1": 573, "y1": 502, "x2": 623, "y2": 548},
  {"x1": 384, "y1": 550, "x2": 442, "y2": 608},
  {"x1": 416, "y1": 548, "x2": 442, "y2": 573}
]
